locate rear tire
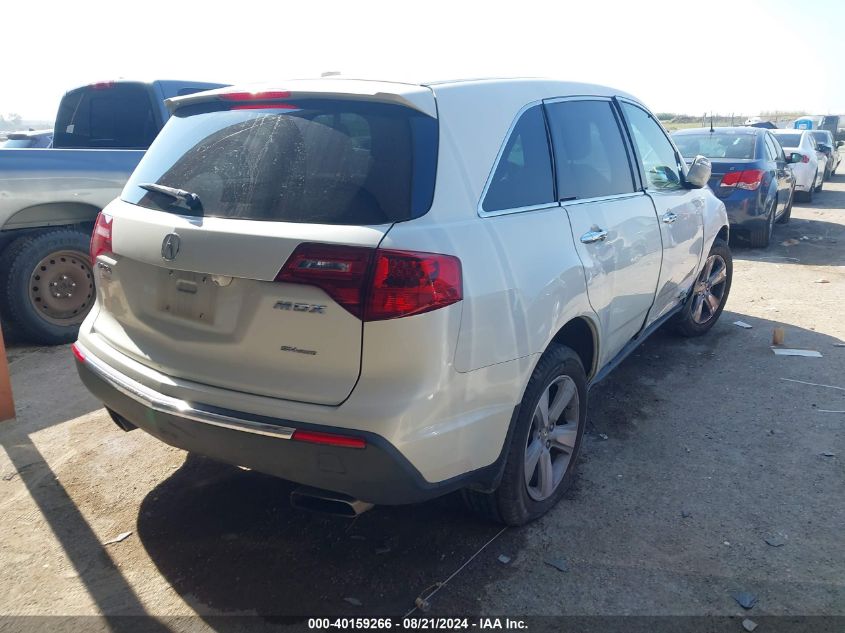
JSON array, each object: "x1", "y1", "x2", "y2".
[
  {"x1": 462, "y1": 344, "x2": 587, "y2": 525},
  {"x1": 799, "y1": 176, "x2": 815, "y2": 203},
  {"x1": 747, "y1": 202, "x2": 775, "y2": 248},
  {"x1": 672, "y1": 238, "x2": 732, "y2": 337},
  {"x1": 776, "y1": 188, "x2": 794, "y2": 224},
  {"x1": 0, "y1": 228, "x2": 94, "y2": 345}
]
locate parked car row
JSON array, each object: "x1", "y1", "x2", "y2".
[{"x1": 672, "y1": 126, "x2": 841, "y2": 247}]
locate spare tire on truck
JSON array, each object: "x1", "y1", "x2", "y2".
[{"x1": 0, "y1": 227, "x2": 95, "y2": 344}]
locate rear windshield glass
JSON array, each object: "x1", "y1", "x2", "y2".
[
  {"x1": 53, "y1": 83, "x2": 158, "y2": 149},
  {"x1": 772, "y1": 133, "x2": 802, "y2": 148},
  {"x1": 122, "y1": 99, "x2": 439, "y2": 225},
  {"x1": 673, "y1": 133, "x2": 756, "y2": 159}
]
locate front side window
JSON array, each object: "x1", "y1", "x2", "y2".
[
  {"x1": 482, "y1": 105, "x2": 555, "y2": 213},
  {"x1": 545, "y1": 100, "x2": 635, "y2": 200},
  {"x1": 620, "y1": 103, "x2": 684, "y2": 191}
]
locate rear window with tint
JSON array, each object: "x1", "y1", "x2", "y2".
[
  {"x1": 122, "y1": 99, "x2": 438, "y2": 225},
  {"x1": 482, "y1": 105, "x2": 555, "y2": 212},
  {"x1": 53, "y1": 83, "x2": 158, "y2": 149},
  {"x1": 772, "y1": 133, "x2": 802, "y2": 148},
  {"x1": 673, "y1": 133, "x2": 757, "y2": 160}
]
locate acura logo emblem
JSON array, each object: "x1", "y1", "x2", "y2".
[{"x1": 161, "y1": 233, "x2": 181, "y2": 261}]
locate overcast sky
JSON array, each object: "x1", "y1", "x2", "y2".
[{"x1": 2, "y1": 0, "x2": 843, "y2": 121}]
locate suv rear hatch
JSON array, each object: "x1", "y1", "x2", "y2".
[{"x1": 91, "y1": 86, "x2": 439, "y2": 405}]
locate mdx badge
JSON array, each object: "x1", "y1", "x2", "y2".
[
  {"x1": 161, "y1": 233, "x2": 181, "y2": 261},
  {"x1": 274, "y1": 300, "x2": 326, "y2": 314}
]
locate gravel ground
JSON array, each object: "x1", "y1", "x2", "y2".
[{"x1": 0, "y1": 166, "x2": 843, "y2": 628}]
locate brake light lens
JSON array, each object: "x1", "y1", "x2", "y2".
[
  {"x1": 800, "y1": 154, "x2": 810, "y2": 163},
  {"x1": 719, "y1": 169, "x2": 765, "y2": 190},
  {"x1": 90, "y1": 212, "x2": 113, "y2": 263},
  {"x1": 367, "y1": 249, "x2": 463, "y2": 321},
  {"x1": 70, "y1": 343, "x2": 85, "y2": 363},
  {"x1": 275, "y1": 243, "x2": 463, "y2": 321},
  {"x1": 220, "y1": 91, "x2": 291, "y2": 101},
  {"x1": 276, "y1": 244, "x2": 373, "y2": 318},
  {"x1": 292, "y1": 429, "x2": 366, "y2": 449}
]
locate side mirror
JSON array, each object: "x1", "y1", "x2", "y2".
[
  {"x1": 836, "y1": 140, "x2": 844, "y2": 149},
  {"x1": 788, "y1": 152, "x2": 804, "y2": 164},
  {"x1": 685, "y1": 155, "x2": 711, "y2": 189}
]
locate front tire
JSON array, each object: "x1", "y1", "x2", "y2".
[
  {"x1": 672, "y1": 238, "x2": 732, "y2": 337},
  {"x1": 462, "y1": 344, "x2": 587, "y2": 525},
  {"x1": 0, "y1": 228, "x2": 95, "y2": 345}
]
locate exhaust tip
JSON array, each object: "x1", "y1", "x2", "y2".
[{"x1": 290, "y1": 486, "x2": 373, "y2": 517}]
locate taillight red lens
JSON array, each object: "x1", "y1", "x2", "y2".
[
  {"x1": 275, "y1": 244, "x2": 463, "y2": 322},
  {"x1": 719, "y1": 172, "x2": 741, "y2": 187},
  {"x1": 801, "y1": 154, "x2": 810, "y2": 163},
  {"x1": 275, "y1": 244, "x2": 374, "y2": 318},
  {"x1": 70, "y1": 343, "x2": 85, "y2": 363},
  {"x1": 90, "y1": 212, "x2": 113, "y2": 263},
  {"x1": 720, "y1": 169, "x2": 764, "y2": 190},
  {"x1": 291, "y1": 429, "x2": 366, "y2": 449},
  {"x1": 366, "y1": 249, "x2": 462, "y2": 321},
  {"x1": 736, "y1": 169, "x2": 764, "y2": 190}
]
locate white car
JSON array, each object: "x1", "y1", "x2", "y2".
[
  {"x1": 73, "y1": 78, "x2": 731, "y2": 525},
  {"x1": 771, "y1": 129, "x2": 827, "y2": 202}
]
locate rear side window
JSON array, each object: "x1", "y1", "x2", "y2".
[
  {"x1": 482, "y1": 105, "x2": 555, "y2": 212},
  {"x1": 545, "y1": 100, "x2": 635, "y2": 200},
  {"x1": 620, "y1": 103, "x2": 684, "y2": 191},
  {"x1": 764, "y1": 134, "x2": 782, "y2": 162},
  {"x1": 123, "y1": 99, "x2": 438, "y2": 225},
  {"x1": 53, "y1": 83, "x2": 158, "y2": 149}
]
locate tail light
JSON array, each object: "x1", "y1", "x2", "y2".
[
  {"x1": 800, "y1": 154, "x2": 810, "y2": 163},
  {"x1": 90, "y1": 212, "x2": 113, "y2": 263},
  {"x1": 275, "y1": 243, "x2": 463, "y2": 321},
  {"x1": 719, "y1": 169, "x2": 765, "y2": 190}
]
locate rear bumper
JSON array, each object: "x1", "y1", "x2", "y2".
[
  {"x1": 74, "y1": 344, "x2": 509, "y2": 505},
  {"x1": 722, "y1": 191, "x2": 768, "y2": 230}
]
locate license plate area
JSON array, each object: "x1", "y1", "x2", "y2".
[{"x1": 157, "y1": 270, "x2": 217, "y2": 324}]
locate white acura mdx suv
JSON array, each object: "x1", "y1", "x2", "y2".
[{"x1": 74, "y1": 78, "x2": 731, "y2": 525}]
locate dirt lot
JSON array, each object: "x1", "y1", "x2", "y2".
[{"x1": 1, "y1": 167, "x2": 843, "y2": 629}]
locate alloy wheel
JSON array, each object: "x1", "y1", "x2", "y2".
[
  {"x1": 690, "y1": 253, "x2": 728, "y2": 325},
  {"x1": 524, "y1": 375, "x2": 580, "y2": 501}
]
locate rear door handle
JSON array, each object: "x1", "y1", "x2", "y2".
[
  {"x1": 662, "y1": 211, "x2": 678, "y2": 224},
  {"x1": 580, "y1": 229, "x2": 608, "y2": 244}
]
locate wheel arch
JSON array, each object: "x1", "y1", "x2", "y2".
[
  {"x1": 2, "y1": 202, "x2": 100, "y2": 232},
  {"x1": 549, "y1": 316, "x2": 598, "y2": 381}
]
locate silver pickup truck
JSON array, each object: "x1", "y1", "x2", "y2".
[{"x1": 0, "y1": 79, "x2": 225, "y2": 343}]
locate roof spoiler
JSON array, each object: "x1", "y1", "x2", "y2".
[{"x1": 165, "y1": 80, "x2": 437, "y2": 118}]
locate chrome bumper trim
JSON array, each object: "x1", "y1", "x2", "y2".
[{"x1": 76, "y1": 343, "x2": 295, "y2": 440}]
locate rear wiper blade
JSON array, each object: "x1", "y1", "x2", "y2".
[{"x1": 138, "y1": 183, "x2": 203, "y2": 214}]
